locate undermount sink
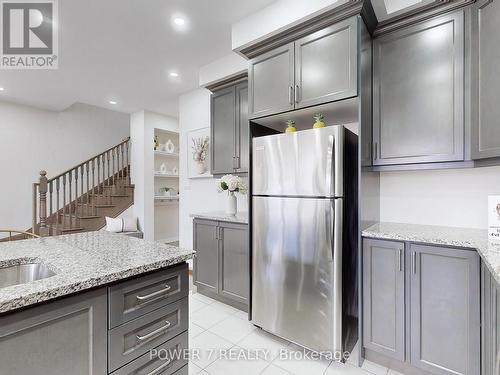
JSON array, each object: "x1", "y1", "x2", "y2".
[{"x1": 0, "y1": 263, "x2": 56, "y2": 288}]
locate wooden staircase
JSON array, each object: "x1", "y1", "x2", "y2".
[{"x1": 32, "y1": 138, "x2": 133, "y2": 237}]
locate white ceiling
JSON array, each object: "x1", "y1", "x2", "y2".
[
  {"x1": 372, "y1": 0, "x2": 435, "y2": 22},
  {"x1": 0, "y1": 0, "x2": 275, "y2": 116}
]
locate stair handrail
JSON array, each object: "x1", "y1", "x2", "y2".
[{"x1": 32, "y1": 137, "x2": 131, "y2": 236}]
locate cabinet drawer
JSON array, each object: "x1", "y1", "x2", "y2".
[
  {"x1": 108, "y1": 298, "x2": 188, "y2": 372},
  {"x1": 111, "y1": 332, "x2": 188, "y2": 375},
  {"x1": 109, "y1": 263, "x2": 188, "y2": 328}
]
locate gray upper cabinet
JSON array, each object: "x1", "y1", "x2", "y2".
[
  {"x1": 0, "y1": 288, "x2": 107, "y2": 375},
  {"x1": 373, "y1": 10, "x2": 465, "y2": 165},
  {"x1": 471, "y1": 0, "x2": 500, "y2": 160},
  {"x1": 249, "y1": 43, "x2": 295, "y2": 118},
  {"x1": 211, "y1": 86, "x2": 236, "y2": 175},
  {"x1": 409, "y1": 244, "x2": 480, "y2": 375},
  {"x1": 211, "y1": 81, "x2": 248, "y2": 175},
  {"x1": 219, "y1": 222, "x2": 249, "y2": 305},
  {"x1": 235, "y1": 83, "x2": 249, "y2": 173},
  {"x1": 193, "y1": 219, "x2": 219, "y2": 293},
  {"x1": 249, "y1": 17, "x2": 359, "y2": 119},
  {"x1": 295, "y1": 17, "x2": 357, "y2": 109},
  {"x1": 363, "y1": 239, "x2": 405, "y2": 361}
]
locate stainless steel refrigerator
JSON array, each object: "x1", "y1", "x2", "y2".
[{"x1": 251, "y1": 125, "x2": 350, "y2": 356}]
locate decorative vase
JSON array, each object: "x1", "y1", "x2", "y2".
[
  {"x1": 313, "y1": 113, "x2": 325, "y2": 128},
  {"x1": 165, "y1": 139, "x2": 175, "y2": 154},
  {"x1": 160, "y1": 163, "x2": 167, "y2": 174},
  {"x1": 195, "y1": 161, "x2": 207, "y2": 175},
  {"x1": 226, "y1": 192, "x2": 237, "y2": 215},
  {"x1": 285, "y1": 120, "x2": 297, "y2": 133}
]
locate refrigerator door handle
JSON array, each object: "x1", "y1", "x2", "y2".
[{"x1": 332, "y1": 126, "x2": 344, "y2": 198}]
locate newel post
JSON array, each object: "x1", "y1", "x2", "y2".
[{"x1": 38, "y1": 170, "x2": 49, "y2": 237}]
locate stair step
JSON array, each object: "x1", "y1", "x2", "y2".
[
  {"x1": 111, "y1": 194, "x2": 129, "y2": 197},
  {"x1": 77, "y1": 203, "x2": 115, "y2": 208},
  {"x1": 59, "y1": 227, "x2": 84, "y2": 233},
  {"x1": 78, "y1": 215, "x2": 101, "y2": 219}
]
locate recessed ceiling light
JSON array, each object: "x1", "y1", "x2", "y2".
[
  {"x1": 173, "y1": 17, "x2": 185, "y2": 26},
  {"x1": 109, "y1": 100, "x2": 117, "y2": 105},
  {"x1": 169, "y1": 72, "x2": 179, "y2": 77},
  {"x1": 0, "y1": 87, "x2": 4, "y2": 91}
]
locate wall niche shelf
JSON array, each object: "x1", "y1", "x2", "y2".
[{"x1": 154, "y1": 150, "x2": 179, "y2": 158}]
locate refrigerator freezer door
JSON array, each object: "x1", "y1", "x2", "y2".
[
  {"x1": 251, "y1": 196, "x2": 343, "y2": 353},
  {"x1": 252, "y1": 126, "x2": 344, "y2": 198}
]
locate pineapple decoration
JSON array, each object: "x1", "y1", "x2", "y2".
[
  {"x1": 312, "y1": 113, "x2": 325, "y2": 129},
  {"x1": 285, "y1": 120, "x2": 297, "y2": 133},
  {"x1": 154, "y1": 135, "x2": 160, "y2": 150}
]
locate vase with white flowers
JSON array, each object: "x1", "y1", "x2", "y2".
[{"x1": 217, "y1": 174, "x2": 247, "y2": 215}]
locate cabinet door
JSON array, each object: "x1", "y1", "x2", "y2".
[
  {"x1": 410, "y1": 244, "x2": 480, "y2": 375},
  {"x1": 193, "y1": 219, "x2": 219, "y2": 292},
  {"x1": 235, "y1": 82, "x2": 249, "y2": 173},
  {"x1": 482, "y1": 264, "x2": 500, "y2": 375},
  {"x1": 0, "y1": 288, "x2": 107, "y2": 375},
  {"x1": 211, "y1": 86, "x2": 236, "y2": 175},
  {"x1": 362, "y1": 239, "x2": 405, "y2": 361},
  {"x1": 249, "y1": 43, "x2": 295, "y2": 118},
  {"x1": 219, "y1": 222, "x2": 249, "y2": 305},
  {"x1": 373, "y1": 11, "x2": 464, "y2": 165},
  {"x1": 471, "y1": 0, "x2": 500, "y2": 159},
  {"x1": 295, "y1": 17, "x2": 357, "y2": 109}
]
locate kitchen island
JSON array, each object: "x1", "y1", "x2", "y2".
[{"x1": 0, "y1": 231, "x2": 194, "y2": 375}]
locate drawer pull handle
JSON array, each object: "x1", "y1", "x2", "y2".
[
  {"x1": 136, "y1": 321, "x2": 171, "y2": 342},
  {"x1": 147, "y1": 358, "x2": 172, "y2": 375},
  {"x1": 136, "y1": 285, "x2": 172, "y2": 302}
]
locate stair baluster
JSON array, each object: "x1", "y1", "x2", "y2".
[
  {"x1": 126, "y1": 140, "x2": 130, "y2": 186},
  {"x1": 55, "y1": 178, "x2": 60, "y2": 233}
]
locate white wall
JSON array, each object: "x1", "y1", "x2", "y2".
[
  {"x1": 179, "y1": 88, "x2": 248, "y2": 250},
  {"x1": 0, "y1": 101, "x2": 130, "y2": 231},
  {"x1": 199, "y1": 53, "x2": 248, "y2": 87},
  {"x1": 379, "y1": 166, "x2": 500, "y2": 229},
  {"x1": 232, "y1": 0, "x2": 347, "y2": 50},
  {"x1": 130, "y1": 110, "x2": 178, "y2": 241}
]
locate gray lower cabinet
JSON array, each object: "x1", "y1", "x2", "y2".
[
  {"x1": 249, "y1": 43, "x2": 295, "y2": 118},
  {"x1": 482, "y1": 264, "x2": 500, "y2": 375},
  {"x1": 211, "y1": 81, "x2": 249, "y2": 175},
  {"x1": 471, "y1": 0, "x2": 500, "y2": 160},
  {"x1": 0, "y1": 288, "x2": 107, "y2": 375},
  {"x1": 363, "y1": 239, "x2": 480, "y2": 375},
  {"x1": 362, "y1": 239, "x2": 405, "y2": 361},
  {"x1": 409, "y1": 244, "x2": 480, "y2": 375},
  {"x1": 373, "y1": 10, "x2": 464, "y2": 165},
  {"x1": 219, "y1": 221, "x2": 249, "y2": 305},
  {"x1": 294, "y1": 17, "x2": 357, "y2": 109},
  {"x1": 193, "y1": 218, "x2": 249, "y2": 310},
  {"x1": 193, "y1": 219, "x2": 219, "y2": 293}
]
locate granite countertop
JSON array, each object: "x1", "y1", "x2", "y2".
[
  {"x1": 0, "y1": 231, "x2": 195, "y2": 314},
  {"x1": 363, "y1": 222, "x2": 500, "y2": 286},
  {"x1": 190, "y1": 211, "x2": 248, "y2": 224}
]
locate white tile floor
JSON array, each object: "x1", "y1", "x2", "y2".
[{"x1": 188, "y1": 292, "x2": 392, "y2": 375}]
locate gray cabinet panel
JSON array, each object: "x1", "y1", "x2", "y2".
[
  {"x1": 362, "y1": 239, "x2": 405, "y2": 361},
  {"x1": 109, "y1": 263, "x2": 188, "y2": 329},
  {"x1": 295, "y1": 17, "x2": 357, "y2": 109},
  {"x1": 108, "y1": 298, "x2": 188, "y2": 372},
  {"x1": 410, "y1": 244, "x2": 480, "y2": 375},
  {"x1": 236, "y1": 83, "x2": 249, "y2": 173},
  {"x1": 219, "y1": 222, "x2": 249, "y2": 305},
  {"x1": 471, "y1": 0, "x2": 500, "y2": 160},
  {"x1": 111, "y1": 332, "x2": 188, "y2": 375},
  {"x1": 482, "y1": 264, "x2": 500, "y2": 375},
  {"x1": 373, "y1": 11, "x2": 464, "y2": 165},
  {"x1": 0, "y1": 288, "x2": 107, "y2": 375},
  {"x1": 249, "y1": 43, "x2": 295, "y2": 118},
  {"x1": 211, "y1": 86, "x2": 236, "y2": 175},
  {"x1": 193, "y1": 219, "x2": 219, "y2": 292}
]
